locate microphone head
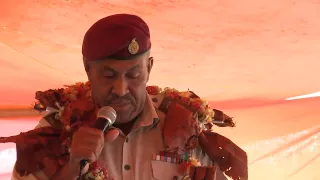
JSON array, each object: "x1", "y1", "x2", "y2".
[{"x1": 97, "y1": 106, "x2": 117, "y2": 125}]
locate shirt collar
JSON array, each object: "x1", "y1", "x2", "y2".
[{"x1": 131, "y1": 94, "x2": 160, "y2": 131}]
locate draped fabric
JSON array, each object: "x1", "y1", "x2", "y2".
[{"x1": 0, "y1": 0, "x2": 319, "y2": 179}]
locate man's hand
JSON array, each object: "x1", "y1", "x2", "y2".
[
  {"x1": 51, "y1": 127, "x2": 119, "y2": 179},
  {"x1": 70, "y1": 127, "x2": 119, "y2": 165}
]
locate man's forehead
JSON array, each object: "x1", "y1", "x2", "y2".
[{"x1": 88, "y1": 55, "x2": 148, "y2": 71}]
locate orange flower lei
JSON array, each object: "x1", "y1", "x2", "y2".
[
  {"x1": 38, "y1": 82, "x2": 225, "y2": 131},
  {"x1": 146, "y1": 86, "x2": 215, "y2": 124}
]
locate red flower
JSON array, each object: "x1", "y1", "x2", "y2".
[
  {"x1": 88, "y1": 161, "x2": 108, "y2": 178},
  {"x1": 190, "y1": 100, "x2": 202, "y2": 110},
  {"x1": 146, "y1": 86, "x2": 160, "y2": 95},
  {"x1": 180, "y1": 96, "x2": 190, "y2": 105},
  {"x1": 166, "y1": 91, "x2": 180, "y2": 100}
]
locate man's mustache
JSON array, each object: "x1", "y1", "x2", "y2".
[{"x1": 103, "y1": 93, "x2": 134, "y2": 105}]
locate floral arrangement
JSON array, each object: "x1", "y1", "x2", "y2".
[
  {"x1": 179, "y1": 157, "x2": 201, "y2": 174},
  {"x1": 84, "y1": 162, "x2": 111, "y2": 180},
  {"x1": 34, "y1": 81, "x2": 97, "y2": 130},
  {"x1": 146, "y1": 86, "x2": 214, "y2": 123},
  {"x1": 146, "y1": 86, "x2": 235, "y2": 128},
  {"x1": 34, "y1": 82, "x2": 235, "y2": 133},
  {"x1": 0, "y1": 81, "x2": 238, "y2": 180}
]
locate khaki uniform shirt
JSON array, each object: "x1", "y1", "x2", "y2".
[{"x1": 11, "y1": 95, "x2": 227, "y2": 180}]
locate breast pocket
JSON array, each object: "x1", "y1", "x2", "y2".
[{"x1": 151, "y1": 160, "x2": 183, "y2": 180}]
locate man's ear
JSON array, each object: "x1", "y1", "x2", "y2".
[
  {"x1": 146, "y1": 56, "x2": 153, "y2": 82},
  {"x1": 83, "y1": 57, "x2": 91, "y2": 80},
  {"x1": 147, "y1": 57, "x2": 154, "y2": 73}
]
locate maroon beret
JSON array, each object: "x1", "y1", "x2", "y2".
[{"x1": 82, "y1": 14, "x2": 151, "y2": 61}]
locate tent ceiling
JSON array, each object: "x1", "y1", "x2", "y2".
[{"x1": 0, "y1": 0, "x2": 319, "y2": 107}]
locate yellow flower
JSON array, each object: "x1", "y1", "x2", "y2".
[
  {"x1": 202, "y1": 99, "x2": 210, "y2": 106},
  {"x1": 180, "y1": 91, "x2": 192, "y2": 98},
  {"x1": 190, "y1": 158, "x2": 200, "y2": 166}
]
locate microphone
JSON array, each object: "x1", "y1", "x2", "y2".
[
  {"x1": 79, "y1": 106, "x2": 117, "y2": 177},
  {"x1": 92, "y1": 106, "x2": 117, "y2": 132}
]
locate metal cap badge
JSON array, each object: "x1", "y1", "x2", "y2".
[{"x1": 128, "y1": 38, "x2": 139, "y2": 55}]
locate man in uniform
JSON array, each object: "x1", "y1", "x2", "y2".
[{"x1": 10, "y1": 14, "x2": 246, "y2": 180}]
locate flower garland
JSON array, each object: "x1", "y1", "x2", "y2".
[
  {"x1": 35, "y1": 82, "x2": 225, "y2": 132},
  {"x1": 84, "y1": 162, "x2": 111, "y2": 180},
  {"x1": 180, "y1": 157, "x2": 201, "y2": 176},
  {"x1": 32, "y1": 81, "x2": 235, "y2": 180},
  {"x1": 146, "y1": 86, "x2": 215, "y2": 124}
]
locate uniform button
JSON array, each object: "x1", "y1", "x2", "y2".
[
  {"x1": 172, "y1": 176, "x2": 178, "y2": 180},
  {"x1": 152, "y1": 98, "x2": 158, "y2": 102},
  {"x1": 125, "y1": 137, "x2": 129, "y2": 142},
  {"x1": 124, "y1": 164, "x2": 131, "y2": 170}
]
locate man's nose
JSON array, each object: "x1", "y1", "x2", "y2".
[{"x1": 112, "y1": 77, "x2": 129, "y2": 97}]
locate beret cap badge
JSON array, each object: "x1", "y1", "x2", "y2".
[{"x1": 128, "y1": 38, "x2": 139, "y2": 55}]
